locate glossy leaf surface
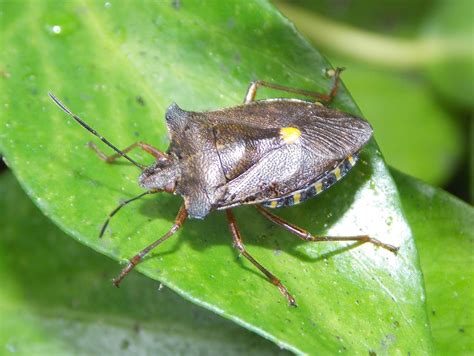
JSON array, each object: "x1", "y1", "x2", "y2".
[
  {"x1": 0, "y1": 1, "x2": 431, "y2": 353},
  {"x1": 394, "y1": 170, "x2": 474, "y2": 355}
]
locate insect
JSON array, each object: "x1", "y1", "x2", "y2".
[{"x1": 49, "y1": 68, "x2": 398, "y2": 306}]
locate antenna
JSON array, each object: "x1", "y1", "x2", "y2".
[{"x1": 48, "y1": 93, "x2": 145, "y2": 170}]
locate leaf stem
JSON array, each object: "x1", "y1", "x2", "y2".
[{"x1": 277, "y1": 2, "x2": 473, "y2": 69}]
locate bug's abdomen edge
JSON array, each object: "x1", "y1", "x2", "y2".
[{"x1": 262, "y1": 154, "x2": 359, "y2": 209}]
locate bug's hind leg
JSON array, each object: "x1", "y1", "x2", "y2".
[
  {"x1": 88, "y1": 141, "x2": 166, "y2": 163},
  {"x1": 256, "y1": 206, "x2": 399, "y2": 253},
  {"x1": 226, "y1": 209, "x2": 297, "y2": 306},
  {"x1": 113, "y1": 204, "x2": 188, "y2": 287},
  {"x1": 244, "y1": 67, "x2": 344, "y2": 104},
  {"x1": 323, "y1": 67, "x2": 344, "y2": 104}
]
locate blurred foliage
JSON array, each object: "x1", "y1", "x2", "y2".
[
  {"x1": 276, "y1": 0, "x2": 472, "y2": 197},
  {"x1": 277, "y1": 0, "x2": 434, "y2": 35},
  {"x1": 421, "y1": 0, "x2": 474, "y2": 108}
]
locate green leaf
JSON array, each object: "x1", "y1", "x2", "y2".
[
  {"x1": 0, "y1": 171, "x2": 284, "y2": 355},
  {"x1": 0, "y1": 1, "x2": 431, "y2": 353},
  {"x1": 393, "y1": 169, "x2": 474, "y2": 355}
]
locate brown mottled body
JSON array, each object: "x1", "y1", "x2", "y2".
[
  {"x1": 49, "y1": 68, "x2": 398, "y2": 306},
  {"x1": 143, "y1": 99, "x2": 372, "y2": 218}
]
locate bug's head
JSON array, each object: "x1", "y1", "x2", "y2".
[{"x1": 139, "y1": 156, "x2": 180, "y2": 194}]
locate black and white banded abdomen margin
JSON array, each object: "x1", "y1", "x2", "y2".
[{"x1": 262, "y1": 153, "x2": 359, "y2": 209}]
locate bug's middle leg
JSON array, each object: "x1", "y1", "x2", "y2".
[
  {"x1": 256, "y1": 205, "x2": 399, "y2": 253},
  {"x1": 244, "y1": 67, "x2": 344, "y2": 104},
  {"x1": 225, "y1": 209, "x2": 297, "y2": 306},
  {"x1": 88, "y1": 141, "x2": 167, "y2": 163}
]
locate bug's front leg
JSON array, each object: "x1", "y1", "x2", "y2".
[
  {"x1": 226, "y1": 209, "x2": 297, "y2": 306},
  {"x1": 256, "y1": 206, "x2": 399, "y2": 253},
  {"x1": 243, "y1": 67, "x2": 344, "y2": 104},
  {"x1": 88, "y1": 141, "x2": 167, "y2": 163},
  {"x1": 113, "y1": 204, "x2": 188, "y2": 287}
]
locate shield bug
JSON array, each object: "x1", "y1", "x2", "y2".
[{"x1": 49, "y1": 68, "x2": 398, "y2": 306}]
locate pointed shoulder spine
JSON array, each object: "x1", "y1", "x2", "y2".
[{"x1": 165, "y1": 103, "x2": 189, "y2": 133}]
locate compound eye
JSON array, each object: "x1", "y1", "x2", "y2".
[
  {"x1": 155, "y1": 157, "x2": 170, "y2": 169},
  {"x1": 164, "y1": 181, "x2": 175, "y2": 193},
  {"x1": 158, "y1": 156, "x2": 169, "y2": 164}
]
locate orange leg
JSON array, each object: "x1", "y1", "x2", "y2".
[
  {"x1": 256, "y1": 205, "x2": 398, "y2": 253},
  {"x1": 113, "y1": 204, "x2": 188, "y2": 287},
  {"x1": 244, "y1": 67, "x2": 344, "y2": 104},
  {"x1": 226, "y1": 209, "x2": 297, "y2": 306},
  {"x1": 88, "y1": 141, "x2": 167, "y2": 162}
]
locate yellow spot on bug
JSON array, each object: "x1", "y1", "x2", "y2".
[
  {"x1": 334, "y1": 167, "x2": 341, "y2": 180},
  {"x1": 348, "y1": 155, "x2": 355, "y2": 166},
  {"x1": 270, "y1": 200, "x2": 278, "y2": 208},
  {"x1": 280, "y1": 127, "x2": 301, "y2": 144},
  {"x1": 293, "y1": 192, "x2": 301, "y2": 204},
  {"x1": 315, "y1": 182, "x2": 323, "y2": 193}
]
